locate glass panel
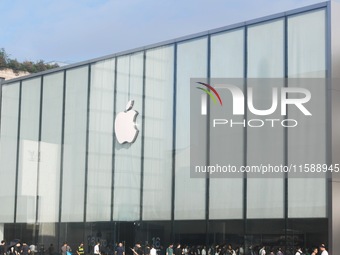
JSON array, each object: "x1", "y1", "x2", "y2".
[
  {"x1": 288, "y1": 10, "x2": 326, "y2": 78},
  {"x1": 61, "y1": 66, "x2": 89, "y2": 222},
  {"x1": 113, "y1": 52, "x2": 144, "y2": 221},
  {"x1": 137, "y1": 221, "x2": 172, "y2": 249},
  {"x1": 39, "y1": 72, "x2": 64, "y2": 223},
  {"x1": 287, "y1": 9, "x2": 327, "y2": 218},
  {"x1": 86, "y1": 58, "x2": 115, "y2": 222},
  {"x1": 175, "y1": 38, "x2": 207, "y2": 220},
  {"x1": 173, "y1": 220, "x2": 206, "y2": 244},
  {"x1": 208, "y1": 220, "x2": 244, "y2": 246},
  {"x1": 247, "y1": 19, "x2": 285, "y2": 219},
  {"x1": 287, "y1": 218, "x2": 328, "y2": 253},
  {"x1": 0, "y1": 83, "x2": 20, "y2": 222},
  {"x1": 245, "y1": 219, "x2": 285, "y2": 254},
  {"x1": 248, "y1": 19, "x2": 284, "y2": 78},
  {"x1": 209, "y1": 29, "x2": 244, "y2": 219},
  {"x1": 143, "y1": 46, "x2": 174, "y2": 220},
  {"x1": 211, "y1": 28, "x2": 244, "y2": 78},
  {"x1": 16, "y1": 78, "x2": 41, "y2": 223},
  {"x1": 86, "y1": 59, "x2": 115, "y2": 221}
]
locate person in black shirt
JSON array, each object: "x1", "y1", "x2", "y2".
[
  {"x1": 77, "y1": 243, "x2": 85, "y2": 255},
  {"x1": 131, "y1": 243, "x2": 143, "y2": 255},
  {"x1": 0, "y1": 240, "x2": 6, "y2": 255},
  {"x1": 47, "y1": 244, "x2": 54, "y2": 255},
  {"x1": 21, "y1": 243, "x2": 30, "y2": 255},
  {"x1": 174, "y1": 245, "x2": 181, "y2": 255},
  {"x1": 115, "y1": 243, "x2": 125, "y2": 255}
]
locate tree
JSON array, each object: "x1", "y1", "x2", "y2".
[
  {"x1": 0, "y1": 48, "x2": 59, "y2": 74},
  {"x1": 0, "y1": 48, "x2": 9, "y2": 69},
  {"x1": 7, "y1": 59, "x2": 21, "y2": 74}
]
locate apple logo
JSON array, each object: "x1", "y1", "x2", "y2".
[{"x1": 115, "y1": 100, "x2": 139, "y2": 144}]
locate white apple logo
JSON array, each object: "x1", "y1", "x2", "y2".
[{"x1": 115, "y1": 100, "x2": 139, "y2": 144}]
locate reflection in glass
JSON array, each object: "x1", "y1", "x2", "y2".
[
  {"x1": 247, "y1": 19, "x2": 285, "y2": 219},
  {"x1": 143, "y1": 46, "x2": 174, "y2": 220},
  {"x1": 86, "y1": 59, "x2": 115, "y2": 222},
  {"x1": 39, "y1": 72, "x2": 64, "y2": 223},
  {"x1": 175, "y1": 38, "x2": 207, "y2": 220},
  {"x1": 287, "y1": 9, "x2": 327, "y2": 218},
  {"x1": 113, "y1": 53, "x2": 143, "y2": 221},
  {"x1": 61, "y1": 66, "x2": 89, "y2": 222},
  {"x1": 0, "y1": 83, "x2": 20, "y2": 222},
  {"x1": 17, "y1": 78, "x2": 41, "y2": 223},
  {"x1": 210, "y1": 29, "x2": 244, "y2": 219}
]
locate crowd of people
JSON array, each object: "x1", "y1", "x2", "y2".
[
  {"x1": 0, "y1": 240, "x2": 45, "y2": 255},
  {"x1": 0, "y1": 240, "x2": 329, "y2": 255},
  {"x1": 126, "y1": 242, "x2": 329, "y2": 255}
]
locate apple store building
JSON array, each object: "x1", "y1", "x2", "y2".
[{"x1": 1, "y1": 2, "x2": 340, "y2": 255}]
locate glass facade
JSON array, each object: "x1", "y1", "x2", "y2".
[{"x1": 0, "y1": 3, "x2": 337, "y2": 255}]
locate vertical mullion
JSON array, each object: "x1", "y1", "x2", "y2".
[
  {"x1": 111, "y1": 57, "x2": 118, "y2": 222},
  {"x1": 243, "y1": 25, "x2": 248, "y2": 238},
  {"x1": 57, "y1": 70, "x2": 67, "y2": 246},
  {"x1": 140, "y1": 51, "x2": 146, "y2": 221},
  {"x1": 205, "y1": 34, "x2": 211, "y2": 247},
  {"x1": 170, "y1": 43, "x2": 178, "y2": 241},
  {"x1": 284, "y1": 15, "x2": 289, "y2": 255},
  {"x1": 33, "y1": 76, "x2": 44, "y2": 244},
  {"x1": 14, "y1": 81, "x2": 22, "y2": 225},
  {"x1": 83, "y1": 64, "x2": 91, "y2": 226}
]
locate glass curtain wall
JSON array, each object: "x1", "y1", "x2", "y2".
[
  {"x1": 16, "y1": 78, "x2": 41, "y2": 223},
  {"x1": 86, "y1": 59, "x2": 115, "y2": 222},
  {"x1": 287, "y1": 9, "x2": 327, "y2": 218},
  {"x1": 38, "y1": 72, "x2": 64, "y2": 241},
  {"x1": 113, "y1": 52, "x2": 144, "y2": 221},
  {"x1": 209, "y1": 29, "x2": 244, "y2": 220},
  {"x1": 0, "y1": 3, "x2": 330, "y2": 250},
  {"x1": 175, "y1": 38, "x2": 207, "y2": 220},
  {"x1": 61, "y1": 66, "x2": 89, "y2": 222},
  {"x1": 0, "y1": 82, "x2": 20, "y2": 222},
  {"x1": 246, "y1": 19, "x2": 285, "y2": 219},
  {"x1": 143, "y1": 46, "x2": 174, "y2": 221}
]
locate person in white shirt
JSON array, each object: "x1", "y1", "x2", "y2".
[
  {"x1": 319, "y1": 244, "x2": 328, "y2": 255},
  {"x1": 150, "y1": 246, "x2": 157, "y2": 255},
  {"x1": 295, "y1": 247, "x2": 302, "y2": 255},
  {"x1": 259, "y1": 246, "x2": 266, "y2": 255},
  {"x1": 94, "y1": 242, "x2": 101, "y2": 255}
]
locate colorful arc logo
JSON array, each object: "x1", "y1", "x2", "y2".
[{"x1": 196, "y1": 82, "x2": 223, "y2": 106}]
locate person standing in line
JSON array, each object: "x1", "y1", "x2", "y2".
[
  {"x1": 76, "y1": 243, "x2": 85, "y2": 255},
  {"x1": 319, "y1": 244, "x2": 328, "y2": 255},
  {"x1": 248, "y1": 246, "x2": 256, "y2": 255},
  {"x1": 0, "y1": 240, "x2": 6, "y2": 255},
  {"x1": 47, "y1": 244, "x2": 54, "y2": 255},
  {"x1": 166, "y1": 245, "x2": 173, "y2": 255},
  {"x1": 115, "y1": 243, "x2": 125, "y2": 255},
  {"x1": 294, "y1": 247, "x2": 302, "y2": 255},
  {"x1": 174, "y1": 245, "x2": 181, "y2": 255},
  {"x1": 259, "y1": 246, "x2": 266, "y2": 255},
  {"x1": 150, "y1": 246, "x2": 157, "y2": 255},
  {"x1": 61, "y1": 242, "x2": 71, "y2": 255},
  {"x1": 29, "y1": 244, "x2": 37, "y2": 255},
  {"x1": 21, "y1": 243, "x2": 30, "y2": 255},
  {"x1": 310, "y1": 248, "x2": 317, "y2": 255},
  {"x1": 136, "y1": 243, "x2": 144, "y2": 255},
  {"x1": 94, "y1": 242, "x2": 101, "y2": 255},
  {"x1": 276, "y1": 248, "x2": 283, "y2": 255}
]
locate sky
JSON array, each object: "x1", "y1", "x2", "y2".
[{"x1": 0, "y1": 0, "x2": 328, "y2": 65}]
